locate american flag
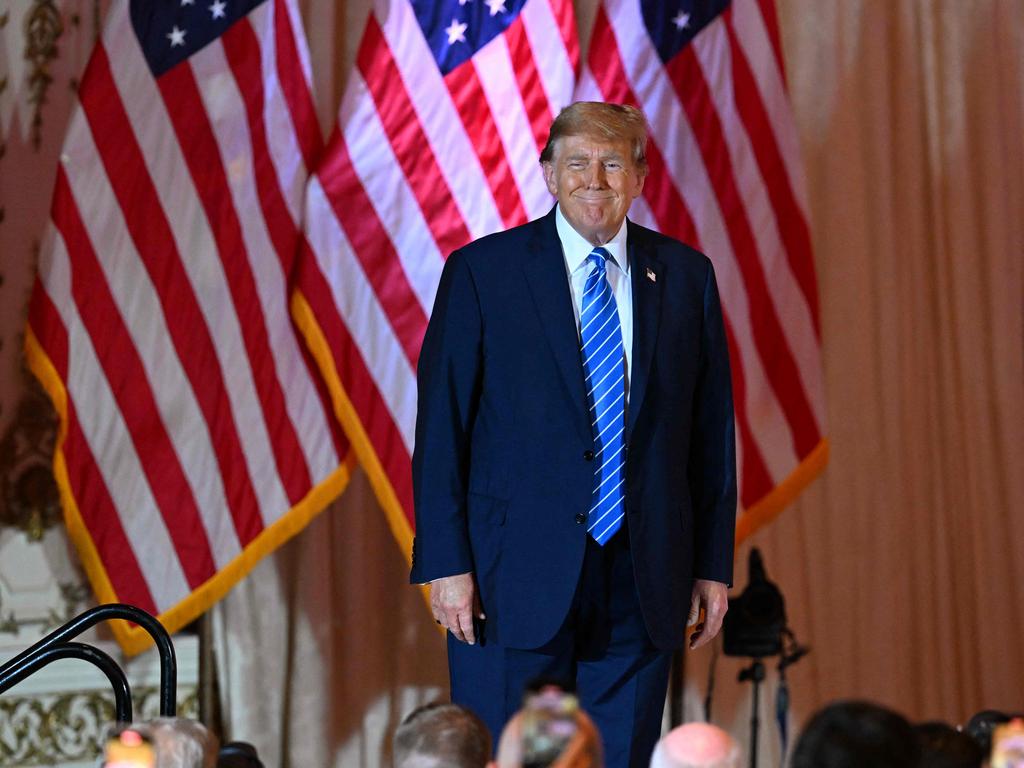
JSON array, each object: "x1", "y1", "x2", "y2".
[
  {"x1": 294, "y1": 0, "x2": 579, "y2": 553},
  {"x1": 578, "y1": 0, "x2": 828, "y2": 539},
  {"x1": 25, "y1": 0, "x2": 348, "y2": 653},
  {"x1": 299, "y1": 0, "x2": 823, "y2": 558}
]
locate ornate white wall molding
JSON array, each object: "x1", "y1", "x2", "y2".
[{"x1": 1, "y1": 636, "x2": 200, "y2": 768}]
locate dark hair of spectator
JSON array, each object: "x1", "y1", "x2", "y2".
[
  {"x1": 216, "y1": 741, "x2": 264, "y2": 768},
  {"x1": 394, "y1": 702, "x2": 492, "y2": 768},
  {"x1": 790, "y1": 700, "x2": 921, "y2": 768},
  {"x1": 914, "y1": 721, "x2": 984, "y2": 768}
]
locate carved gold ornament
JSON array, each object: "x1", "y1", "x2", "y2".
[
  {"x1": 24, "y1": 0, "x2": 64, "y2": 151},
  {"x1": 0, "y1": 379, "x2": 60, "y2": 540}
]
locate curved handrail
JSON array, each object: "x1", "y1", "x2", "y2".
[
  {"x1": 0, "y1": 604, "x2": 175, "y2": 715},
  {"x1": 0, "y1": 641, "x2": 133, "y2": 723}
]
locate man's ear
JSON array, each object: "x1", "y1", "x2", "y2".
[
  {"x1": 542, "y1": 161, "x2": 558, "y2": 196},
  {"x1": 632, "y1": 167, "x2": 647, "y2": 200}
]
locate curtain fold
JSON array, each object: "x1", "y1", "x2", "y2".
[{"x1": 213, "y1": 472, "x2": 446, "y2": 766}]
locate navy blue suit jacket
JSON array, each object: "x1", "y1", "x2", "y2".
[{"x1": 410, "y1": 207, "x2": 736, "y2": 651}]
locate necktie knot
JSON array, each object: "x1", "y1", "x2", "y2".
[{"x1": 588, "y1": 247, "x2": 611, "y2": 274}]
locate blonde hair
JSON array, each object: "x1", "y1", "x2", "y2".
[{"x1": 539, "y1": 102, "x2": 649, "y2": 172}]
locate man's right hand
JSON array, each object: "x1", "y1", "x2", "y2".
[{"x1": 430, "y1": 572, "x2": 485, "y2": 644}]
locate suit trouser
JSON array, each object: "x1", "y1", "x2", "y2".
[{"x1": 448, "y1": 525, "x2": 673, "y2": 768}]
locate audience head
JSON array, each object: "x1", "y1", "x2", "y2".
[
  {"x1": 148, "y1": 719, "x2": 218, "y2": 768},
  {"x1": 394, "y1": 702, "x2": 492, "y2": 768},
  {"x1": 650, "y1": 722, "x2": 740, "y2": 768},
  {"x1": 491, "y1": 686, "x2": 602, "y2": 768},
  {"x1": 790, "y1": 700, "x2": 921, "y2": 768},
  {"x1": 216, "y1": 741, "x2": 264, "y2": 768},
  {"x1": 914, "y1": 721, "x2": 984, "y2": 768}
]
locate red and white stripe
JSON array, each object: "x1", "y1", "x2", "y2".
[
  {"x1": 28, "y1": 0, "x2": 344, "y2": 627},
  {"x1": 298, "y1": 0, "x2": 578, "y2": 533},
  {"x1": 582, "y1": 0, "x2": 825, "y2": 516}
]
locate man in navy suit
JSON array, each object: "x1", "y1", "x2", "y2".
[{"x1": 410, "y1": 102, "x2": 736, "y2": 768}]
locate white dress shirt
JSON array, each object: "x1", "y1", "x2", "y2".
[{"x1": 555, "y1": 205, "x2": 633, "y2": 404}]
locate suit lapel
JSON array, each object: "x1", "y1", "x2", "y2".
[
  {"x1": 522, "y1": 210, "x2": 592, "y2": 444},
  {"x1": 627, "y1": 223, "x2": 663, "y2": 441}
]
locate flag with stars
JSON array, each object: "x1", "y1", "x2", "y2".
[
  {"x1": 578, "y1": 0, "x2": 828, "y2": 540},
  {"x1": 25, "y1": 0, "x2": 349, "y2": 653},
  {"x1": 292, "y1": 0, "x2": 578, "y2": 562}
]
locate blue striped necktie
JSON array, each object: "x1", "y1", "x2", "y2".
[{"x1": 580, "y1": 247, "x2": 626, "y2": 545}]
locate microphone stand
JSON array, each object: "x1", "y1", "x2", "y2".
[{"x1": 738, "y1": 658, "x2": 766, "y2": 768}]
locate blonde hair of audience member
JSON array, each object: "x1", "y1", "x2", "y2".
[
  {"x1": 649, "y1": 722, "x2": 741, "y2": 768},
  {"x1": 489, "y1": 708, "x2": 603, "y2": 768},
  {"x1": 147, "y1": 718, "x2": 218, "y2": 768}
]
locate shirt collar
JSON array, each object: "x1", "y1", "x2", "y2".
[{"x1": 555, "y1": 204, "x2": 630, "y2": 276}]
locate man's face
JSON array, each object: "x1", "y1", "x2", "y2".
[{"x1": 543, "y1": 133, "x2": 646, "y2": 246}]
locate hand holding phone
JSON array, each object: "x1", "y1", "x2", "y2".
[{"x1": 992, "y1": 718, "x2": 1024, "y2": 768}]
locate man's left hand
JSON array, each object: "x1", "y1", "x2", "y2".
[{"x1": 687, "y1": 579, "x2": 728, "y2": 650}]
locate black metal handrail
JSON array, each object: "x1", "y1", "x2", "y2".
[
  {"x1": 0, "y1": 642, "x2": 134, "y2": 722},
  {"x1": 0, "y1": 603, "x2": 176, "y2": 716}
]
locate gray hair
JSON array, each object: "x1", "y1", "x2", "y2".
[
  {"x1": 394, "y1": 702, "x2": 491, "y2": 768},
  {"x1": 147, "y1": 718, "x2": 218, "y2": 768}
]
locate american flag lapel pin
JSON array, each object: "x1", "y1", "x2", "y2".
[{"x1": 646, "y1": 267, "x2": 657, "y2": 283}]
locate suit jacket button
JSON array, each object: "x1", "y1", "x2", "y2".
[
  {"x1": 583, "y1": 450, "x2": 594, "y2": 461},
  {"x1": 575, "y1": 512, "x2": 587, "y2": 524}
]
